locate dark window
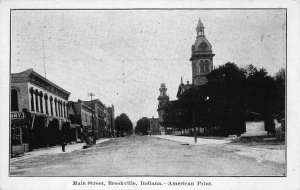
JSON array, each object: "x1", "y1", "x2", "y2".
[
  {"x1": 39, "y1": 92, "x2": 43, "y2": 113},
  {"x1": 44, "y1": 94, "x2": 48, "y2": 114},
  {"x1": 54, "y1": 98, "x2": 58, "y2": 116},
  {"x1": 63, "y1": 102, "x2": 66, "y2": 118},
  {"x1": 35, "y1": 90, "x2": 39, "y2": 112},
  {"x1": 11, "y1": 89, "x2": 18, "y2": 111},
  {"x1": 205, "y1": 60, "x2": 210, "y2": 73},
  {"x1": 200, "y1": 64, "x2": 204, "y2": 73},
  {"x1": 66, "y1": 104, "x2": 69, "y2": 119},
  {"x1": 50, "y1": 96, "x2": 53, "y2": 115},
  {"x1": 58, "y1": 101, "x2": 61, "y2": 117},
  {"x1": 29, "y1": 88, "x2": 35, "y2": 111}
]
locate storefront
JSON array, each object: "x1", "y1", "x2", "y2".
[{"x1": 11, "y1": 69, "x2": 71, "y2": 156}]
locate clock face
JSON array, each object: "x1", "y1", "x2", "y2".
[{"x1": 199, "y1": 42, "x2": 208, "y2": 50}]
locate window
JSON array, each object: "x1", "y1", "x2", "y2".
[
  {"x1": 54, "y1": 98, "x2": 58, "y2": 116},
  {"x1": 58, "y1": 100, "x2": 61, "y2": 117},
  {"x1": 63, "y1": 102, "x2": 66, "y2": 118},
  {"x1": 196, "y1": 65, "x2": 199, "y2": 73},
  {"x1": 35, "y1": 90, "x2": 39, "y2": 112},
  {"x1": 50, "y1": 96, "x2": 53, "y2": 115},
  {"x1": 39, "y1": 92, "x2": 43, "y2": 113},
  {"x1": 29, "y1": 87, "x2": 35, "y2": 111},
  {"x1": 58, "y1": 101, "x2": 61, "y2": 117},
  {"x1": 44, "y1": 94, "x2": 48, "y2": 114},
  {"x1": 200, "y1": 64, "x2": 204, "y2": 73},
  {"x1": 205, "y1": 60, "x2": 210, "y2": 73},
  {"x1": 11, "y1": 89, "x2": 18, "y2": 111}
]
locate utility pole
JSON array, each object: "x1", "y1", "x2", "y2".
[
  {"x1": 88, "y1": 92, "x2": 96, "y2": 145},
  {"x1": 41, "y1": 24, "x2": 47, "y2": 78}
]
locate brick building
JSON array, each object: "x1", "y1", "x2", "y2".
[
  {"x1": 106, "y1": 105, "x2": 116, "y2": 137},
  {"x1": 84, "y1": 99, "x2": 107, "y2": 138},
  {"x1": 68, "y1": 100, "x2": 94, "y2": 143},
  {"x1": 11, "y1": 69, "x2": 70, "y2": 154}
]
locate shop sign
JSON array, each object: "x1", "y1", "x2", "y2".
[{"x1": 11, "y1": 112, "x2": 24, "y2": 119}]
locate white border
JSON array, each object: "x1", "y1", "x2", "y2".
[{"x1": 1, "y1": 0, "x2": 300, "y2": 189}]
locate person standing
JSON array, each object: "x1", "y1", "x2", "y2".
[{"x1": 61, "y1": 133, "x2": 66, "y2": 152}]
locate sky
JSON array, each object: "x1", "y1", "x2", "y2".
[{"x1": 11, "y1": 9, "x2": 286, "y2": 122}]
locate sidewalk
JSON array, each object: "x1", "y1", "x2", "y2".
[
  {"x1": 10, "y1": 138, "x2": 111, "y2": 163},
  {"x1": 153, "y1": 135, "x2": 231, "y2": 145},
  {"x1": 153, "y1": 135, "x2": 285, "y2": 164}
]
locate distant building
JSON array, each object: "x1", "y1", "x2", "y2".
[
  {"x1": 157, "y1": 83, "x2": 169, "y2": 134},
  {"x1": 84, "y1": 99, "x2": 107, "y2": 138},
  {"x1": 67, "y1": 101, "x2": 81, "y2": 142},
  {"x1": 11, "y1": 69, "x2": 70, "y2": 154},
  {"x1": 68, "y1": 100, "x2": 94, "y2": 143},
  {"x1": 157, "y1": 18, "x2": 215, "y2": 135},
  {"x1": 148, "y1": 117, "x2": 162, "y2": 135},
  {"x1": 176, "y1": 77, "x2": 192, "y2": 99},
  {"x1": 176, "y1": 18, "x2": 216, "y2": 134},
  {"x1": 107, "y1": 105, "x2": 116, "y2": 137}
]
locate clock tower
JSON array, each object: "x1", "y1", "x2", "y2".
[{"x1": 190, "y1": 18, "x2": 215, "y2": 86}]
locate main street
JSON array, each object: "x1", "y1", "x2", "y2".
[{"x1": 10, "y1": 135, "x2": 285, "y2": 176}]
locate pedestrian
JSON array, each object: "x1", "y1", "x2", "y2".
[{"x1": 61, "y1": 134, "x2": 66, "y2": 152}]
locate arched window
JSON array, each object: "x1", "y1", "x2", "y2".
[
  {"x1": 195, "y1": 65, "x2": 199, "y2": 73},
  {"x1": 50, "y1": 96, "x2": 53, "y2": 115},
  {"x1": 60, "y1": 100, "x2": 62, "y2": 117},
  {"x1": 11, "y1": 89, "x2": 18, "y2": 111},
  {"x1": 39, "y1": 91, "x2": 43, "y2": 113},
  {"x1": 63, "y1": 102, "x2": 66, "y2": 118},
  {"x1": 205, "y1": 60, "x2": 210, "y2": 73},
  {"x1": 44, "y1": 93, "x2": 48, "y2": 114},
  {"x1": 35, "y1": 89, "x2": 39, "y2": 112},
  {"x1": 54, "y1": 98, "x2": 58, "y2": 116},
  {"x1": 29, "y1": 87, "x2": 35, "y2": 111},
  {"x1": 66, "y1": 102, "x2": 69, "y2": 119},
  {"x1": 58, "y1": 100, "x2": 61, "y2": 117},
  {"x1": 59, "y1": 100, "x2": 63, "y2": 117}
]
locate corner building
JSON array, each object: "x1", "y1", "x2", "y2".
[{"x1": 11, "y1": 69, "x2": 71, "y2": 154}]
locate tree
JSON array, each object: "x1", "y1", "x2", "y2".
[
  {"x1": 205, "y1": 62, "x2": 247, "y2": 136},
  {"x1": 163, "y1": 62, "x2": 285, "y2": 137},
  {"x1": 274, "y1": 68, "x2": 285, "y2": 118},
  {"x1": 135, "y1": 117, "x2": 150, "y2": 135},
  {"x1": 114, "y1": 113, "x2": 133, "y2": 137}
]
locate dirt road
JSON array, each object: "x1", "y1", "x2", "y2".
[{"x1": 10, "y1": 135, "x2": 285, "y2": 176}]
